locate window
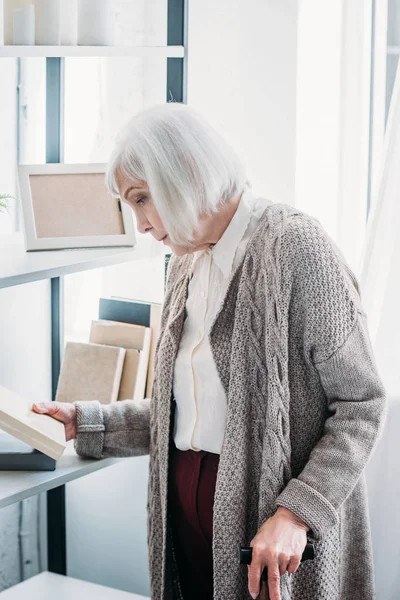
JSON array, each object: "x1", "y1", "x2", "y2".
[
  {"x1": 386, "y1": 0, "x2": 400, "y2": 121},
  {"x1": 0, "y1": 59, "x2": 18, "y2": 234}
]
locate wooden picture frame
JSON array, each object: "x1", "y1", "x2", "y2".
[{"x1": 18, "y1": 163, "x2": 135, "y2": 251}]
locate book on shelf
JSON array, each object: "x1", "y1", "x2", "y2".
[
  {"x1": 55, "y1": 342, "x2": 126, "y2": 405},
  {"x1": 89, "y1": 320, "x2": 151, "y2": 402},
  {"x1": 0, "y1": 384, "x2": 66, "y2": 461},
  {"x1": 98, "y1": 297, "x2": 162, "y2": 398}
]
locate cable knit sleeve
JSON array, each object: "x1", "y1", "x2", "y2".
[
  {"x1": 275, "y1": 215, "x2": 387, "y2": 539},
  {"x1": 73, "y1": 398, "x2": 151, "y2": 459}
]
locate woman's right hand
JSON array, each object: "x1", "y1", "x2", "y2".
[{"x1": 32, "y1": 401, "x2": 77, "y2": 441}]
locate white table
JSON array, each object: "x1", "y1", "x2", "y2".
[{"x1": 0, "y1": 571, "x2": 149, "y2": 599}]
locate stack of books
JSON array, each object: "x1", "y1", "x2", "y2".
[
  {"x1": 0, "y1": 298, "x2": 162, "y2": 466},
  {"x1": 98, "y1": 297, "x2": 162, "y2": 399},
  {"x1": 56, "y1": 297, "x2": 162, "y2": 406}
]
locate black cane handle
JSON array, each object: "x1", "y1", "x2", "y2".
[{"x1": 238, "y1": 541, "x2": 315, "y2": 568}]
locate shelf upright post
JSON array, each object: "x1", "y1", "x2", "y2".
[
  {"x1": 165, "y1": 0, "x2": 188, "y2": 281},
  {"x1": 44, "y1": 0, "x2": 187, "y2": 575},
  {"x1": 46, "y1": 56, "x2": 67, "y2": 576},
  {"x1": 167, "y1": 0, "x2": 188, "y2": 103}
]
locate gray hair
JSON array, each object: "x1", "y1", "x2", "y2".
[{"x1": 106, "y1": 102, "x2": 249, "y2": 246}]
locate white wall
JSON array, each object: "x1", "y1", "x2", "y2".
[
  {"x1": 66, "y1": 457, "x2": 151, "y2": 596},
  {"x1": 0, "y1": 504, "x2": 20, "y2": 591},
  {"x1": 295, "y1": 0, "x2": 372, "y2": 275},
  {"x1": 295, "y1": 1, "x2": 343, "y2": 237},
  {"x1": 187, "y1": 0, "x2": 298, "y2": 205}
]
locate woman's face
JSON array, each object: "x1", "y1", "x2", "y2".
[{"x1": 116, "y1": 170, "x2": 218, "y2": 256}]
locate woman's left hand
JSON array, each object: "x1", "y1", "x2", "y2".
[{"x1": 248, "y1": 506, "x2": 309, "y2": 600}]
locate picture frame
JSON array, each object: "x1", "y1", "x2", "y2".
[{"x1": 18, "y1": 163, "x2": 136, "y2": 252}]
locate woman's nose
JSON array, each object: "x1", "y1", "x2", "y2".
[{"x1": 136, "y1": 219, "x2": 152, "y2": 235}]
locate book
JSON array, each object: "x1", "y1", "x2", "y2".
[
  {"x1": 55, "y1": 342, "x2": 126, "y2": 405},
  {"x1": 89, "y1": 319, "x2": 148, "y2": 348},
  {"x1": 98, "y1": 297, "x2": 162, "y2": 398},
  {"x1": 89, "y1": 320, "x2": 151, "y2": 401},
  {"x1": 0, "y1": 384, "x2": 67, "y2": 461},
  {"x1": 117, "y1": 349, "x2": 140, "y2": 401}
]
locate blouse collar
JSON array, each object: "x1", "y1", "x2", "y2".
[{"x1": 191, "y1": 186, "x2": 257, "y2": 279}]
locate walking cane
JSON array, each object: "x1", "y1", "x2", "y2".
[{"x1": 238, "y1": 542, "x2": 315, "y2": 581}]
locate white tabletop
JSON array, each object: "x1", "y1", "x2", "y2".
[{"x1": 0, "y1": 571, "x2": 149, "y2": 599}]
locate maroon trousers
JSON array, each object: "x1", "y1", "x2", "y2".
[{"x1": 168, "y1": 443, "x2": 220, "y2": 600}]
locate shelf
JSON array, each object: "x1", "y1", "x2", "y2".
[
  {"x1": 0, "y1": 571, "x2": 149, "y2": 599},
  {"x1": 0, "y1": 232, "x2": 136, "y2": 289},
  {"x1": 387, "y1": 46, "x2": 400, "y2": 56},
  {"x1": 0, "y1": 45, "x2": 184, "y2": 58},
  {"x1": 0, "y1": 440, "x2": 130, "y2": 509}
]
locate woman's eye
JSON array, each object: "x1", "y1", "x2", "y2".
[{"x1": 136, "y1": 196, "x2": 147, "y2": 205}]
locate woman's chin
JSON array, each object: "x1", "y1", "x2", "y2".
[{"x1": 168, "y1": 244, "x2": 188, "y2": 256}]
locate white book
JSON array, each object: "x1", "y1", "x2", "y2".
[
  {"x1": 89, "y1": 320, "x2": 152, "y2": 401},
  {"x1": 0, "y1": 385, "x2": 67, "y2": 461}
]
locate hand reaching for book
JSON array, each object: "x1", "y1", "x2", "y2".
[{"x1": 32, "y1": 402, "x2": 77, "y2": 441}]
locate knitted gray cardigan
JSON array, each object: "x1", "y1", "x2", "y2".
[{"x1": 73, "y1": 201, "x2": 386, "y2": 600}]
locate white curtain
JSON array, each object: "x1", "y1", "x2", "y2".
[
  {"x1": 361, "y1": 58, "x2": 400, "y2": 600},
  {"x1": 360, "y1": 58, "x2": 400, "y2": 397}
]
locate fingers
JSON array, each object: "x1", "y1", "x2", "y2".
[
  {"x1": 248, "y1": 550, "x2": 296, "y2": 600},
  {"x1": 32, "y1": 402, "x2": 73, "y2": 423},
  {"x1": 287, "y1": 555, "x2": 301, "y2": 575},
  {"x1": 248, "y1": 556, "x2": 263, "y2": 599},
  {"x1": 267, "y1": 562, "x2": 281, "y2": 600},
  {"x1": 248, "y1": 550, "x2": 285, "y2": 600},
  {"x1": 32, "y1": 402, "x2": 57, "y2": 415},
  {"x1": 278, "y1": 553, "x2": 291, "y2": 576}
]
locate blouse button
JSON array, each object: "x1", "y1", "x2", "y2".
[{"x1": 200, "y1": 291, "x2": 205, "y2": 298}]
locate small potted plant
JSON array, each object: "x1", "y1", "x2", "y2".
[{"x1": 0, "y1": 194, "x2": 13, "y2": 214}]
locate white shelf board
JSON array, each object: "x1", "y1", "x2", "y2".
[
  {"x1": 0, "y1": 45, "x2": 184, "y2": 58},
  {"x1": 387, "y1": 46, "x2": 400, "y2": 56},
  {"x1": 0, "y1": 232, "x2": 136, "y2": 289},
  {"x1": 0, "y1": 440, "x2": 132, "y2": 509},
  {"x1": 0, "y1": 571, "x2": 149, "y2": 599}
]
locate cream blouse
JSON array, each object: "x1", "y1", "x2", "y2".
[{"x1": 172, "y1": 187, "x2": 272, "y2": 454}]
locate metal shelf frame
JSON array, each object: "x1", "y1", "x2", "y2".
[{"x1": 43, "y1": 0, "x2": 188, "y2": 577}]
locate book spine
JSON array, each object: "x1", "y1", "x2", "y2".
[
  {"x1": 133, "y1": 328, "x2": 152, "y2": 401},
  {"x1": 99, "y1": 298, "x2": 151, "y2": 327},
  {"x1": 146, "y1": 304, "x2": 162, "y2": 399},
  {"x1": 110, "y1": 348, "x2": 126, "y2": 403}
]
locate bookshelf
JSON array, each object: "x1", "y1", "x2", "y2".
[
  {"x1": 0, "y1": 45, "x2": 185, "y2": 58},
  {"x1": 0, "y1": 233, "x2": 136, "y2": 289},
  {"x1": 0, "y1": 0, "x2": 187, "y2": 597},
  {"x1": 0, "y1": 441, "x2": 126, "y2": 510}
]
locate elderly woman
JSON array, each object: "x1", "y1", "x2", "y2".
[{"x1": 33, "y1": 102, "x2": 386, "y2": 600}]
